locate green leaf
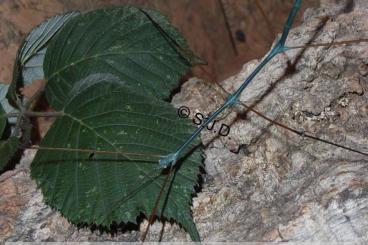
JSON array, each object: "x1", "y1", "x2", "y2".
[
  {"x1": 43, "y1": 7, "x2": 197, "y2": 110},
  {"x1": 0, "y1": 106, "x2": 5, "y2": 137},
  {"x1": 0, "y1": 83, "x2": 21, "y2": 172},
  {"x1": 31, "y1": 76, "x2": 202, "y2": 240},
  {"x1": 21, "y1": 47, "x2": 46, "y2": 86},
  {"x1": 0, "y1": 137, "x2": 19, "y2": 172},
  {"x1": 0, "y1": 83, "x2": 18, "y2": 125},
  {"x1": 7, "y1": 11, "x2": 80, "y2": 105},
  {"x1": 19, "y1": 11, "x2": 81, "y2": 67},
  {"x1": 0, "y1": 83, "x2": 8, "y2": 136}
]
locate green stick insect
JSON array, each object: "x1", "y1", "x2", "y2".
[{"x1": 1, "y1": 0, "x2": 367, "y2": 242}]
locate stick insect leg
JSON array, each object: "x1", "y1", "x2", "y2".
[
  {"x1": 141, "y1": 165, "x2": 174, "y2": 241},
  {"x1": 254, "y1": 0, "x2": 276, "y2": 41},
  {"x1": 100, "y1": 167, "x2": 164, "y2": 225},
  {"x1": 207, "y1": 70, "x2": 368, "y2": 157}
]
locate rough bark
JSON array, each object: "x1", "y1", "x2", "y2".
[
  {"x1": 1, "y1": 0, "x2": 368, "y2": 243},
  {"x1": 171, "y1": 0, "x2": 368, "y2": 242}
]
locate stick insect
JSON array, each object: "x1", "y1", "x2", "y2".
[
  {"x1": 2, "y1": 0, "x2": 368, "y2": 242},
  {"x1": 136, "y1": 0, "x2": 368, "y2": 241}
]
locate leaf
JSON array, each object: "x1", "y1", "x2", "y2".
[
  {"x1": 0, "y1": 137, "x2": 19, "y2": 172},
  {"x1": 20, "y1": 11, "x2": 80, "y2": 62},
  {"x1": 0, "y1": 106, "x2": 5, "y2": 137},
  {"x1": 0, "y1": 83, "x2": 8, "y2": 135},
  {"x1": 21, "y1": 47, "x2": 47, "y2": 86},
  {"x1": 31, "y1": 75, "x2": 202, "y2": 240},
  {"x1": 7, "y1": 11, "x2": 80, "y2": 105},
  {"x1": 0, "y1": 83, "x2": 18, "y2": 124},
  {"x1": 0, "y1": 83, "x2": 21, "y2": 172},
  {"x1": 43, "y1": 7, "x2": 197, "y2": 110}
]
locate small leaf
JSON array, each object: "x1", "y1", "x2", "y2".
[
  {"x1": 7, "y1": 11, "x2": 80, "y2": 105},
  {"x1": 0, "y1": 137, "x2": 19, "y2": 172},
  {"x1": 0, "y1": 106, "x2": 5, "y2": 137},
  {"x1": 31, "y1": 76, "x2": 202, "y2": 240},
  {"x1": 0, "y1": 84, "x2": 21, "y2": 172},
  {"x1": 44, "y1": 7, "x2": 197, "y2": 110},
  {"x1": 19, "y1": 11, "x2": 81, "y2": 65},
  {"x1": 0, "y1": 83, "x2": 18, "y2": 124},
  {"x1": 21, "y1": 47, "x2": 46, "y2": 85}
]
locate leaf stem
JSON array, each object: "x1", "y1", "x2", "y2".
[
  {"x1": 12, "y1": 80, "x2": 46, "y2": 137},
  {"x1": 4, "y1": 111, "x2": 64, "y2": 118}
]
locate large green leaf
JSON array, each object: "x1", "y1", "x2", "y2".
[
  {"x1": 43, "y1": 7, "x2": 199, "y2": 110},
  {"x1": 0, "y1": 137, "x2": 19, "y2": 172},
  {"x1": 7, "y1": 11, "x2": 80, "y2": 105},
  {"x1": 31, "y1": 76, "x2": 202, "y2": 240}
]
